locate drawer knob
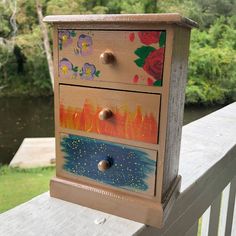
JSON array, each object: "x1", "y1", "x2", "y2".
[
  {"x1": 100, "y1": 50, "x2": 115, "y2": 64},
  {"x1": 99, "y1": 108, "x2": 113, "y2": 120},
  {"x1": 98, "y1": 159, "x2": 111, "y2": 172}
]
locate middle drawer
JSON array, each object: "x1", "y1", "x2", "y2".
[{"x1": 59, "y1": 85, "x2": 160, "y2": 144}]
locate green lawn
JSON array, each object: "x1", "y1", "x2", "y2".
[{"x1": 0, "y1": 165, "x2": 55, "y2": 213}]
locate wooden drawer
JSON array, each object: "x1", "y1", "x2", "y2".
[
  {"x1": 59, "y1": 133, "x2": 157, "y2": 196},
  {"x1": 59, "y1": 85, "x2": 160, "y2": 144},
  {"x1": 58, "y1": 30, "x2": 166, "y2": 87}
]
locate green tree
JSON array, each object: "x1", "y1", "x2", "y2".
[{"x1": 186, "y1": 17, "x2": 236, "y2": 104}]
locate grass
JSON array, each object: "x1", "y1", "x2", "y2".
[{"x1": 0, "y1": 165, "x2": 55, "y2": 213}]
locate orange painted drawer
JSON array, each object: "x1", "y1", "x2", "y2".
[
  {"x1": 58, "y1": 133, "x2": 157, "y2": 196},
  {"x1": 58, "y1": 30, "x2": 166, "y2": 87},
  {"x1": 59, "y1": 85, "x2": 160, "y2": 144}
]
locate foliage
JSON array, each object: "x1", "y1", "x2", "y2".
[
  {"x1": 158, "y1": 0, "x2": 203, "y2": 26},
  {"x1": 0, "y1": 0, "x2": 236, "y2": 104},
  {"x1": 157, "y1": 0, "x2": 236, "y2": 29},
  {"x1": 0, "y1": 165, "x2": 55, "y2": 213},
  {"x1": 0, "y1": 0, "x2": 52, "y2": 96},
  {"x1": 0, "y1": 2, "x2": 12, "y2": 37},
  {"x1": 187, "y1": 17, "x2": 236, "y2": 104}
]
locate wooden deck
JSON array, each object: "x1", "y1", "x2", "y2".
[
  {"x1": 9, "y1": 137, "x2": 55, "y2": 168},
  {"x1": 1, "y1": 102, "x2": 236, "y2": 236}
]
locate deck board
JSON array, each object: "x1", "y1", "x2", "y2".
[{"x1": 9, "y1": 138, "x2": 55, "y2": 168}]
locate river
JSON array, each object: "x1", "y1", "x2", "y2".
[{"x1": 0, "y1": 96, "x2": 223, "y2": 165}]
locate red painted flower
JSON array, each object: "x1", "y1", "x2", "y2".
[
  {"x1": 129, "y1": 32, "x2": 135, "y2": 42},
  {"x1": 133, "y1": 74, "x2": 139, "y2": 83},
  {"x1": 147, "y1": 78, "x2": 154, "y2": 86},
  {"x1": 138, "y1": 31, "x2": 161, "y2": 45},
  {"x1": 143, "y1": 47, "x2": 164, "y2": 80}
]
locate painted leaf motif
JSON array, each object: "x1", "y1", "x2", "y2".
[
  {"x1": 134, "y1": 58, "x2": 145, "y2": 68},
  {"x1": 159, "y1": 32, "x2": 166, "y2": 48},
  {"x1": 153, "y1": 80, "x2": 162, "y2": 86},
  {"x1": 72, "y1": 66, "x2": 78, "y2": 72},
  {"x1": 70, "y1": 30, "x2": 76, "y2": 37},
  {"x1": 134, "y1": 46, "x2": 156, "y2": 60},
  {"x1": 95, "y1": 70, "x2": 100, "y2": 77}
]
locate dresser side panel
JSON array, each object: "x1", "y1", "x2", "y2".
[
  {"x1": 52, "y1": 25, "x2": 61, "y2": 178},
  {"x1": 162, "y1": 26, "x2": 191, "y2": 200}
]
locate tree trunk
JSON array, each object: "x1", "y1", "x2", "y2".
[{"x1": 36, "y1": 0, "x2": 54, "y2": 90}]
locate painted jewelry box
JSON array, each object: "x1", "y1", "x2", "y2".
[{"x1": 44, "y1": 14, "x2": 197, "y2": 228}]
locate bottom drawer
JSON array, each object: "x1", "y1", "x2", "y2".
[{"x1": 58, "y1": 133, "x2": 157, "y2": 196}]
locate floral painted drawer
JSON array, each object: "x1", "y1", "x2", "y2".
[
  {"x1": 58, "y1": 30, "x2": 166, "y2": 87},
  {"x1": 59, "y1": 85, "x2": 160, "y2": 144},
  {"x1": 59, "y1": 133, "x2": 157, "y2": 196},
  {"x1": 45, "y1": 13, "x2": 197, "y2": 228}
]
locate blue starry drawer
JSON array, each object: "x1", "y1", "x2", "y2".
[{"x1": 58, "y1": 133, "x2": 157, "y2": 196}]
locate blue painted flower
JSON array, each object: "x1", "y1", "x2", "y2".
[
  {"x1": 80, "y1": 63, "x2": 100, "y2": 80},
  {"x1": 58, "y1": 30, "x2": 76, "y2": 50},
  {"x1": 59, "y1": 58, "x2": 78, "y2": 79},
  {"x1": 76, "y1": 34, "x2": 93, "y2": 57}
]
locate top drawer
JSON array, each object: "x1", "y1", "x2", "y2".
[{"x1": 58, "y1": 30, "x2": 166, "y2": 87}]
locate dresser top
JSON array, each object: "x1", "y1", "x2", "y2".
[{"x1": 43, "y1": 13, "x2": 198, "y2": 28}]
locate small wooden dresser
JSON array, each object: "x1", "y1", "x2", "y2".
[{"x1": 44, "y1": 13, "x2": 197, "y2": 228}]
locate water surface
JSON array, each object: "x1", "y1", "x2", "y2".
[{"x1": 0, "y1": 97, "x2": 54, "y2": 165}]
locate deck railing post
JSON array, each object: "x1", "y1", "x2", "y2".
[
  {"x1": 225, "y1": 176, "x2": 236, "y2": 236},
  {"x1": 208, "y1": 193, "x2": 221, "y2": 236}
]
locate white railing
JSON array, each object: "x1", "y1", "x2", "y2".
[
  {"x1": 138, "y1": 102, "x2": 236, "y2": 236},
  {"x1": 0, "y1": 103, "x2": 235, "y2": 236},
  {"x1": 201, "y1": 179, "x2": 236, "y2": 236},
  {"x1": 147, "y1": 162, "x2": 236, "y2": 236}
]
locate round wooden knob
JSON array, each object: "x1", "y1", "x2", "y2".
[
  {"x1": 98, "y1": 108, "x2": 113, "y2": 120},
  {"x1": 99, "y1": 50, "x2": 115, "y2": 64},
  {"x1": 98, "y1": 160, "x2": 111, "y2": 172}
]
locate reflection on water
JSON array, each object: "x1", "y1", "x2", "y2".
[
  {"x1": 183, "y1": 105, "x2": 223, "y2": 125},
  {"x1": 0, "y1": 97, "x2": 54, "y2": 165},
  {"x1": 0, "y1": 96, "x2": 223, "y2": 165}
]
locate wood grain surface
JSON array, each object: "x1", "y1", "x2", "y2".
[{"x1": 43, "y1": 13, "x2": 198, "y2": 28}]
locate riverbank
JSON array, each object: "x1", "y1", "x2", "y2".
[{"x1": 0, "y1": 87, "x2": 53, "y2": 98}]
